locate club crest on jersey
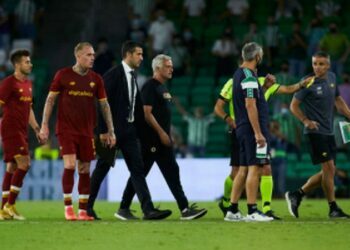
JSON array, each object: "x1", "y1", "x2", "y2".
[
  {"x1": 19, "y1": 88, "x2": 23, "y2": 92},
  {"x1": 163, "y1": 93, "x2": 171, "y2": 99},
  {"x1": 69, "y1": 81, "x2": 76, "y2": 86},
  {"x1": 90, "y1": 82, "x2": 95, "y2": 88},
  {"x1": 330, "y1": 83, "x2": 335, "y2": 88},
  {"x1": 29, "y1": 88, "x2": 32, "y2": 92}
]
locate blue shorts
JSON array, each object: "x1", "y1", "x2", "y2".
[{"x1": 236, "y1": 128, "x2": 270, "y2": 167}]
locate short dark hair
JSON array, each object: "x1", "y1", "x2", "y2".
[
  {"x1": 10, "y1": 49, "x2": 30, "y2": 65},
  {"x1": 313, "y1": 51, "x2": 330, "y2": 59},
  {"x1": 121, "y1": 41, "x2": 142, "y2": 58},
  {"x1": 313, "y1": 51, "x2": 330, "y2": 62}
]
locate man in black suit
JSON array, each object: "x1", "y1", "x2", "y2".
[{"x1": 87, "y1": 41, "x2": 171, "y2": 220}]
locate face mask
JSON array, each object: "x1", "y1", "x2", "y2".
[
  {"x1": 158, "y1": 16, "x2": 166, "y2": 22},
  {"x1": 281, "y1": 108, "x2": 289, "y2": 115},
  {"x1": 330, "y1": 27, "x2": 337, "y2": 33},
  {"x1": 131, "y1": 19, "x2": 141, "y2": 29},
  {"x1": 183, "y1": 31, "x2": 192, "y2": 40}
]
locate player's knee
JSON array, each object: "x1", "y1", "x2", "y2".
[
  {"x1": 78, "y1": 163, "x2": 90, "y2": 174},
  {"x1": 6, "y1": 163, "x2": 17, "y2": 173}
]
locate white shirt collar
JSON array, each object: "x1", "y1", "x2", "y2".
[{"x1": 122, "y1": 60, "x2": 134, "y2": 74}]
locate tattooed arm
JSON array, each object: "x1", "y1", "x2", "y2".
[
  {"x1": 99, "y1": 99, "x2": 116, "y2": 147},
  {"x1": 40, "y1": 92, "x2": 59, "y2": 141}
]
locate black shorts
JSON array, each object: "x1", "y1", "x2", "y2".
[
  {"x1": 307, "y1": 133, "x2": 336, "y2": 165},
  {"x1": 229, "y1": 129, "x2": 240, "y2": 167},
  {"x1": 236, "y1": 131, "x2": 270, "y2": 167}
]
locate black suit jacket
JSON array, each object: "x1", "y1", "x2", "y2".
[{"x1": 97, "y1": 64, "x2": 146, "y2": 143}]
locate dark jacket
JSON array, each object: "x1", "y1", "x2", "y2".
[{"x1": 97, "y1": 64, "x2": 146, "y2": 142}]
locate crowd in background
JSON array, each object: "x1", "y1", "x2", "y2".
[{"x1": 0, "y1": 1, "x2": 350, "y2": 197}]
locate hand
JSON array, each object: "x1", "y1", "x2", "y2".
[
  {"x1": 226, "y1": 117, "x2": 236, "y2": 129},
  {"x1": 300, "y1": 76, "x2": 314, "y2": 88},
  {"x1": 36, "y1": 131, "x2": 47, "y2": 144},
  {"x1": 99, "y1": 133, "x2": 108, "y2": 147},
  {"x1": 265, "y1": 74, "x2": 276, "y2": 84},
  {"x1": 39, "y1": 125, "x2": 49, "y2": 142},
  {"x1": 159, "y1": 131, "x2": 172, "y2": 147},
  {"x1": 255, "y1": 133, "x2": 266, "y2": 148},
  {"x1": 106, "y1": 131, "x2": 116, "y2": 148},
  {"x1": 303, "y1": 119, "x2": 319, "y2": 130}
]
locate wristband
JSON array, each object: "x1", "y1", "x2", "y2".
[{"x1": 224, "y1": 114, "x2": 230, "y2": 121}]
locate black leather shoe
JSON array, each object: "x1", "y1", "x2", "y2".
[
  {"x1": 87, "y1": 208, "x2": 101, "y2": 220},
  {"x1": 143, "y1": 209, "x2": 172, "y2": 220}
]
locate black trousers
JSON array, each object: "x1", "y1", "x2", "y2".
[
  {"x1": 88, "y1": 123, "x2": 154, "y2": 213},
  {"x1": 119, "y1": 144, "x2": 189, "y2": 211}
]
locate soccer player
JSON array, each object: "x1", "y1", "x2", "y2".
[
  {"x1": 115, "y1": 54, "x2": 207, "y2": 220},
  {"x1": 285, "y1": 51, "x2": 350, "y2": 218},
  {"x1": 215, "y1": 76, "x2": 310, "y2": 219},
  {"x1": 40, "y1": 42, "x2": 115, "y2": 221},
  {"x1": 0, "y1": 49, "x2": 42, "y2": 220}
]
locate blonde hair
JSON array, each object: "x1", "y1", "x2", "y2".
[{"x1": 74, "y1": 42, "x2": 93, "y2": 56}]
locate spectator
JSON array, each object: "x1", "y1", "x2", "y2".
[
  {"x1": 212, "y1": 28, "x2": 239, "y2": 83},
  {"x1": 274, "y1": 0, "x2": 302, "y2": 20},
  {"x1": 14, "y1": 0, "x2": 37, "y2": 39},
  {"x1": 183, "y1": 0, "x2": 206, "y2": 18},
  {"x1": 273, "y1": 103, "x2": 302, "y2": 158},
  {"x1": 273, "y1": 61, "x2": 298, "y2": 107},
  {"x1": 225, "y1": 0, "x2": 249, "y2": 22},
  {"x1": 93, "y1": 37, "x2": 115, "y2": 76},
  {"x1": 127, "y1": 13, "x2": 148, "y2": 44},
  {"x1": 315, "y1": 0, "x2": 340, "y2": 19},
  {"x1": 173, "y1": 98, "x2": 214, "y2": 157},
  {"x1": 243, "y1": 21, "x2": 264, "y2": 45},
  {"x1": 148, "y1": 9, "x2": 176, "y2": 56},
  {"x1": 127, "y1": 0, "x2": 154, "y2": 20},
  {"x1": 319, "y1": 22, "x2": 350, "y2": 77},
  {"x1": 265, "y1": 16, "x2": 280, "y2": 68},
  {"x1": 306, "y1": 17, "x2": 327, "y2": 57},
  {"x1": 287, "y1": 20, "x2": 307, "y2": 78},
  {"x1": 165, "y1": 35, "x2": 189, "y2": 76},
  {"x1": 339, "y1": 73, "x2": 350, "y2": 107},
  {"x1": 182, "y1": 26, "x2": 197, "y2": 57},
  {"x1": 0, "y1": 4, "x2": 10, "y2": 51}
]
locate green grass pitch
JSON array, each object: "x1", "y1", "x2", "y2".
[{"x1": 1, "y1": 200, "x2": 350, "y2": 250}]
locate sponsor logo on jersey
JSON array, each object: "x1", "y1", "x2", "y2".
[
  {"x1": 68, "y1": 90, "x2": 93, "y2": 97},
  {"x1": 90, "y1": 82, "x2": 95, "y2": 88}
]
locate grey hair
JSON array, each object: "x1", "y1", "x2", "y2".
[
  {"x1": 241, "y1": 42, "x2": 263, "y2": 61},
  {"x1": 152, "y1": 54, "x2": 172, "y2": 72}
]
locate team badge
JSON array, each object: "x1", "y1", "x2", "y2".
[
  {"x1": 151, "y1": 147, "x2": 157, "y2": 152},
  {"x1": 330, "y1": 83, "x2": 335, "y2": 88},
  {"x1": 322, "y1": 152, "x2": 327, "y2": 157},
  {"x1": 90, "y1": 82, "x2": 95, "y2": 88},
  {"x1": 20, "y1": 147, "x2": 24, "y2": 151},
  {"x1": 19, "y1": 88, "x2": 23, "y2": 92},
  {"x1": 69, "y1": 81, "x2": 76, "y2": 86},
  {"x1": 29, "y1": 88, "x2": 32, "y2": 92},
  {"x1": 163, "y1": 93, "x2": 171, "y2": 99}
]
